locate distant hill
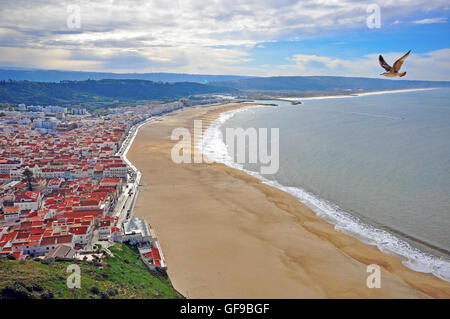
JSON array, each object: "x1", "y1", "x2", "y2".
[
  {"x1": 3, "y1": 69, "x2": 448, "y2": 93},
  {"x1": 0, "y1": 69, "x2": 250, "y2": 83},
  {"x1": 0, "y1": 79, "x2": 236, "y2": 106},
  {"x1": 2, "y1": 74, "x2": 448, "y2": 108},
  {"x1": 213, "y1": 76, "x2": 450, "y2": 91}
]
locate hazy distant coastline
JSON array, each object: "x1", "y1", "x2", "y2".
[{"x1": 275, "y1": 87, "x2": 437, "y2": 101}]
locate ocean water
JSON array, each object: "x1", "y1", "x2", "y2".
[{"x1": 200, "y1": 88, "x2": 450, "y2": 281}]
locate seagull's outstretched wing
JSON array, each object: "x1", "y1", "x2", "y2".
[
  {"x1": 379, "y1": 55, "x2": 392, "y2": 72},
  {"x1": 393, "y1": 50, "x2": 411, "y2": 72}
]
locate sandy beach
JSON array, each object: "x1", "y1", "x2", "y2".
[{"x1": 127, "y1": 102, "x2": 450, "y2": 299}]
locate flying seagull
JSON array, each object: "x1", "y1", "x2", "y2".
[{"x1": 379, "y1": 50, "x2": 411, "y2": 77}]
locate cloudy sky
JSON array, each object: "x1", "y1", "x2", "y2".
[{"x1": 0, "y1": 0, "x2": 449, "y2": 80}]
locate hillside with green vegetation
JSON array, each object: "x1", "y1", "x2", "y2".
[
  {"x1": 213, "y1": 76, "x2": 450, "y2": 91},
  {"x1": 0, "y1": 68, "x2": 251, "y2": 83},
  {"x1": 0, "y1": 244, "x2": 183, "y2": 299},
  {"x1": 0, "y1": 79, "x2": 236, "y2": 106}
]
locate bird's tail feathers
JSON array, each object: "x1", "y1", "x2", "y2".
[{"x1": 399, "y1": 72, "x2": 407, "y2": 77}]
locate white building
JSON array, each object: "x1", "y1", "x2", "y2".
[
  {"x1": 122, "y1": 217, "x2": 152, "y2": 245},
  {"x1": 103, "y1": 164, "x2": 128, "y2": 179},
  {"x1": 0, "y1": 159, "x2": 22, "y2": 174},
  {"x1": 72, "y1": 108, "x2": 87, "y2": 115},
  {"x1": 14, "y1": 191, "x2": 42, "y2": 211}
]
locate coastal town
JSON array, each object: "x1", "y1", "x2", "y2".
[{"x1": 0, "y1": 100, "x2": 197, "y2": 270}]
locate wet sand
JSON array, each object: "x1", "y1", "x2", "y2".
[{"x1": 127, "y1": 103, "x2": 450, "y2": 298}]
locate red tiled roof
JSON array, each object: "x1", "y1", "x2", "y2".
[
  {"x1": 62, "y1": 210, "x2": 102, "y2": 219},
  {"x1": 16, "y1": 232, "x2": 30, "y2": 240},
  {"x1": 69, "y1": 226, "x2": 88, "y2": 235},
  {"x1": 151, "y1": 248, "x2": 161, "y2": 260},
  {"x1": 29, "y1": 235, "x2": 43, "y2": 242},
  {"x1": 13, "y1": 251, "x2": 22, "y2": 258},
  {"x1": 100, "y1": 178, "x2": 121, "y2": 184},
  {"x1": 4, "y1": 207, "x2": 19, "y2": 213},
  {"x1": 40, "y1": 234, "x2": 73, "y2": 246}
]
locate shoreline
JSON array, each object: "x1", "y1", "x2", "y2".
[
  {"x1": 127, "y1": 102, "x2": 450, "y2": 298},
  {"x1": 201, "y1": 103, "x2": 450, "y2": 282}
]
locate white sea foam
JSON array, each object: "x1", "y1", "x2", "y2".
[{"x1": 199, "y1": 103, "x2": 450, "y2": 282}]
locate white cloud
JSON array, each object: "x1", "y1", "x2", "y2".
[
  {"x1": 414, "y1": 17, "x2": 447, "y2": 24},
  {"x1": 0, "y1": 45, "x2": 258, "y2": 75},
  {"x1": 2, "y1": 1, "x2": 448, "y2": 48},
  {"x1": 0, "y1": 46, "x2": 103, "y2": 71},
  {"x1": 0, "y1": 0, "x2": 449, "y2": 76},
  {"x1": 287, "y1": 54, "x2": 341, "y2": 71}
]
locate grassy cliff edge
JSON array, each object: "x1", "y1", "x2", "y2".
[{"x1": 0, "y1": 244, "x2": 184, "y2": 299}]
